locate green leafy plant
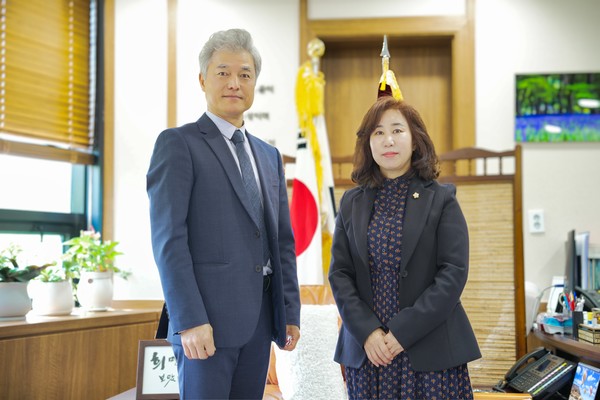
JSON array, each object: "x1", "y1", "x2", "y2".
[
  {"x1": 62, "y1": 229, "x2": 129, "y2": 279},
  {"x1": 37, "y1": 266, "x2": 69, "y2": 283},
  {"x1": 0, "y1": 244, "x2": 54, "y2": 282}
]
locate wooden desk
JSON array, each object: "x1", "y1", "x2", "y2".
[
  {"x1": 107, "y1": 387, "x2": 136, "y2": 400},
  {"x1": 529, "y1": 329, "x2": 600, "y2": 368},
  {"x1": 0, "y1": 307, "x2": 160, "y2": 400}
]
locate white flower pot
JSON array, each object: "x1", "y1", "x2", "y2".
[
  {"x1": 77, "y1": 271, "x2": 114, "y2": 311},
  {"x1": 0, "y1": 282, "x2": 31, "y2": 320},
  {"x1": 29, "y1": 280, "x2": 74, "y2": 316}
]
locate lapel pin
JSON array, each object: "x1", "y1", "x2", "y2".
[{"x1": 412, "y1": 192, "x2": 419, "y2": 199}]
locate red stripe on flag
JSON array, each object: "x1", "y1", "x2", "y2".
[{"x1": 290, "y1": 178, "x2": 319, "y2": 256}]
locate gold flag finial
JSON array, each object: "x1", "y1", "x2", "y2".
[
  {"x1": 377, "y1": 35, "x2": 403, "y2": 101},
  {"x1": 308, "y1": 38, "x2": 325, "y2": 75},
  {"x1": 380, "y1": 35, "x2": 390, "y2": 59}
]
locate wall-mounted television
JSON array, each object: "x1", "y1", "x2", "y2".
[{"x1": 515, "y1": 72, "x2": 600, "y2": 142}]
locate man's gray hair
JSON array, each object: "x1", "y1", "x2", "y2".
[{"x1": 198, "y1": 28, "x2": 262, "y2": 78}]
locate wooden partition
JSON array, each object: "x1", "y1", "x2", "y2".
[{"x1": 439, "y1": 146, "x2": 525, "y2": 388}]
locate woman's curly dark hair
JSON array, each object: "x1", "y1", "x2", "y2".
[{"x1": 351, "y1": 97, "x2": 440, "y2": 188}]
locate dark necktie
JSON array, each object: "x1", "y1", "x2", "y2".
[{"x1": 231, "y1": 130, "x2": 270, "y2": 265}]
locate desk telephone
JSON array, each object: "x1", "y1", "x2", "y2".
[{"x1": 494, "y1": 347, "x2": 576, "y2": 400}]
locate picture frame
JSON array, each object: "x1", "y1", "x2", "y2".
[{"x1": 136, "y1": 339, "x2": 179, "y2": 399}]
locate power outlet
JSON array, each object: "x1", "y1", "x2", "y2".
[{"x1": 528, "y1": 209, "x2": 545, "y2": 233}]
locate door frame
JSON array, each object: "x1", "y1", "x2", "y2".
[{"x1": 299, "y1": 0, "x2": 476, "y2": 150}]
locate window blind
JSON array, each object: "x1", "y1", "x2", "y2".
[{"x1": 0, "y1": 0, "x2": 95, "y2": 164}]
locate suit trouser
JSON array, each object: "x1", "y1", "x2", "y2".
[{"x1": 173, "y1": 289, "x2": 273, "y2": 400}]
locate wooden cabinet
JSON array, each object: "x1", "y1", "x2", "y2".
[{"x1": 0, "y1": 308, "x2": 160, "y2": 400}]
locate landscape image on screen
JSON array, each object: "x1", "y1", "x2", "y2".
[{"x1": 515, "y1": 72, "x2": 600, "y2": 142}]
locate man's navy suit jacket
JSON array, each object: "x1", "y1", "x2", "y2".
[{"x1": 147, "y1": 114, "x2": 300, "y2": 349}]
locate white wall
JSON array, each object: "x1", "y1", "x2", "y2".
[
  {"x1": 112, "y1": 0, "x2": 600, "y2": 299},
  {"x1": 112, "y1": 0, "x2": 299, "y2": 299},
  {"x1": 175, "y1": 0, "x2": 299, "y2": 155},
  {"x1": 474, "y1": 0, "x2": 600, "y2": 294},
  {"x1": 113, "y1": 0, "x2": 168, "y2": 298},
  {"x1": 307, "y1": 0, "x2": 465, "y2": 19}
]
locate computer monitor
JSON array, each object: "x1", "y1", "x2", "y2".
[
  {"x1": 569, "y1": 362, "x2": 600, "y2": 400},
  {"x1": 565, "y1": 229, "x2": 578, "y2": 295}
]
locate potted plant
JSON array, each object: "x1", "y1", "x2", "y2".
[
  {"x1": 29, "y1": 264, "x2": 76, "y2": 316},
  {"x1": 62, "y1": 229, "x2": 128, "y2": 311},
  {"x1": 0, "y1": 244, "x2": 53, "y2": 320}
]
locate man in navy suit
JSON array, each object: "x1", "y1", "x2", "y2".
[{"x1": 147, "y1": 28, "x2": 301, "y2": 399}]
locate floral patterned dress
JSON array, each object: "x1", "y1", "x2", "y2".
[{"x1": 345, "y1": 176, "x2": 474, "y2": 400}]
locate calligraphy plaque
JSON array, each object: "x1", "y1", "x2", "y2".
[{"x1": 136, "y1": 340, "x2": 179, "y2": 399}]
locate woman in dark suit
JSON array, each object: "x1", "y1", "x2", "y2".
[{"x1": 329, "y1": 96, "x2": 481, "y2": 399}]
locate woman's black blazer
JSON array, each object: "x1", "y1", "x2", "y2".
[{"x1": 329, "y1": 177, "x2": 481, "y2": 371}]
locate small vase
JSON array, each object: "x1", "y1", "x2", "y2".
[
  {"x1": 77, "y1": 271, "x2": 114, "y2": 311},
  {"x1": 29, "y1": 280, "x2": 74, "y2": 316},
  {"x1": 0, "y1": 282, "x2": 31, "y2": 320}
]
